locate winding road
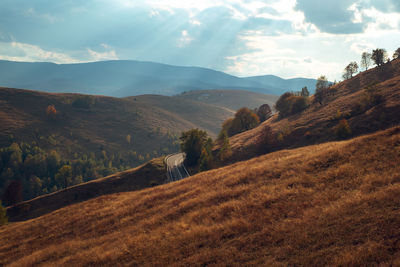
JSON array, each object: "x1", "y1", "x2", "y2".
[{"x1": 165, "y1": 153, "x2": 190, "y2": 182}]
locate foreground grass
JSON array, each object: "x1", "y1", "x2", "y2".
[{"x1": 1, "y1": 127, "x2": 400, "y2": 266}]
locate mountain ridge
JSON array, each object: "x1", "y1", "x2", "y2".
[{"x1": 0, "y1": 59, "x2": 317, "y2": 97}]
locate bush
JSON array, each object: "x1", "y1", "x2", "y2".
[
  {"x1": 335, "y1": 119, "x2": 352, "y2": 139},
  {"x1": 275, "y1": 92, "x2": 309, "y2": 118},
  {"x1": 255, "y1": 104, "x2": 272, "y2": 122},
  {"x1": 221, "y1": 108, "x2": 260, "y2": 137}
]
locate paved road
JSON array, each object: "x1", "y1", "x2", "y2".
[{"x1": 165, "y1": 153, "x2": 190, "y2": 182}]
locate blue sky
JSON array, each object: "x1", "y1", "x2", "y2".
[{"x1": 0, "y1": 0, "x2": 399, "y2": 80}]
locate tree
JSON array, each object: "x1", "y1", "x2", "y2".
[
  {"x1": 2, "y1": 180, "x2": 23, "y2": 206},
  {"x1": 301, "y1": 86, "x2": 310, "y2": 97},
  {"x1": 217, "y1": 130, "x2": 231, "y2": 162},
  {"x1": 314, "y1": 75, "x2": 329, "y2": 105},
  {"x1": 180, "y1": 129, "x2": 209, "y2": 166},
  {"x1": 0, "y1": 201, "x2": 8, "y2": 226},
  {"x1": 231, "y1": 108, "x2": 260, "y2": 134},
  {"x1": 46, "y1": 104, "x2": 57, "y2": 120},
  {"x1": 55, "y1": 165, "x2": 72, "y2": 189},
  {"x1": 361, "y1": 52, "x2": 372, "y2": 70},
  {"x1": 393, "y1": 47, "x2": 400, "y2": 60},
  {"x1": 343, "y1": 62, "x2": 358, "y2": 80},
  {"x1": 371, "y1": 48, "x2": 388, "y2": 67},
  {"x1": 275, "y1": 92, "x2": 309, "y2": 117},
  {"x1": 199, "y1": 138, "x2": 213, "y2": 171},
  {"x1": 255, "y1": 104, "x2": 272, "y2": 122}
]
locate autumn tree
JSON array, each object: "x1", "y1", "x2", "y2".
[
  {"x1": 361, "y1": 52, "x2": 372, "y2": 70},
  {"x1": 46, "y1": 104, "x2": 57, "y2": 120},
  {"x1": 275, "y1": 92, "x2": 309, "y2": 117},
  {"x1": 393, "y1": 47, "x2": 400, "y2": 60},
  {"x1": 343, "y1": 62, "x2": 358, "y2": 80},
  {"x1": 180, "y1": 129, "x2": 209, "y2": 166},
  {"x1": 372, "y1": 48, "x2": 388, "y2": 67},
  {"x1": 255, "y1": 104, "x2": 272, "y2": 122}
]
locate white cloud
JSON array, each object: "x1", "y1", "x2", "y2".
[
  {"x1": 0, "y1": 41, "x2": 119, "y2": 63},
  {"x1": 87, "y1": 45, "x2": 118, "y2": 61},
  {"x1": 0, "y1": 41, "x2": 80, "y2": 63}
]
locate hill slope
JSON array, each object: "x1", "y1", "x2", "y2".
[
  {"x1": 0, "y1": 87, "x2": 236, "y2": 201},
  {"x1": 245, "y1": 74, "x2": 319, "y2": 94},
  {"x1": 175, "y1": 89, "x2": 279, "y2": 111},
  {"x1": 0, "y1": 60, "x2": 317, "y2": 96},
  {"x1": 227, "y1": 59, "x2": 400, "y2": 161},
  {"x1": 1, "y1": 126, "x2": 400, "y2": 266}
]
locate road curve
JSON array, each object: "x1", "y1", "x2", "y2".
[{"x1": 165, "y1": 153, "x2": 190, "y2": 182}]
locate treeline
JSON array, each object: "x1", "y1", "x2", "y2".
[{"x1": 0, "y1": 140, "x2": 176, "y2": 205}]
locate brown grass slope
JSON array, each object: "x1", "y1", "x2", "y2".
[
  {"x1": 1, "y1": 126, "x2": 400, "y2": 266},
  {"x1": 5, "y1": 157, "x2": 165, "y2": 222},
  {"x1": 228, "y1": 59, "x2": 400, "y2": 160}
]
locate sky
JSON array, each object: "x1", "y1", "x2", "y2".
[{"x1": 0, "y1": 0, "x2": 399, "y2": 81}]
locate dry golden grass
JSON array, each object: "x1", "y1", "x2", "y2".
[{"x1": 1, "y1": 126, "x2": 400, "y2": 266}]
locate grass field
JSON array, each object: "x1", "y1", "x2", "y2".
[{"x1": 1, "y1": 126, "x2": 399, "y2": 266}]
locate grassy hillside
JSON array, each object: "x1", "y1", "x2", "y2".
[
  {"x1": 1, "y1": 126, "x2": 400, "y2": 266},
  {"x1": 226, "y1": 59, "x2": 400, "y2": 161},
  {"x1": 0, "y1": 88, "x2": 235, "y2": 201},
  {"x1": 6, "y1": 157, "x2": 166, "y2": 222},
  {"x1": 175, "y1": 89, "x2": 279, "y2": 112}
]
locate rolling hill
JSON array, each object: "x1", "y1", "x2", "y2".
[
  {"x1": 245, "y1": 75, "x2": 320, "y2": 94},
  {"x1": 175, "y1": 89, "x2": 279, "y2": 112},
  {"x1": 0, "y1": 60, "x2": 317, "y2": 97},
  {"x1": 1, "y1": 126, "x2": 399, "y2": 266},
  {"x1": 0, "y1": 87, "x2": 277, "y2": 202},
  {"x1": 225, "y1": 59, "x2": 400, "y2": 162}
]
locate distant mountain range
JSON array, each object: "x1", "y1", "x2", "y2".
[{"x1": 0, "y1": 60, "x2": 317, "y2": 97}]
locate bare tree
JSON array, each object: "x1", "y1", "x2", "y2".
[
  {"x1": 361, "y1": 52, "x2": 371, "y2": 71},
  {"x1": 372, "y1": 48, "x2": 388, "y2": 67}
]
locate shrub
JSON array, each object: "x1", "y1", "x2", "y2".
[
  {"x1": 335, "y1": 119, "x2": 352, "y2": 139},
  {"x1": 275, "y1": 92, "x2": 309, "y2": 118},
  {"x1": 255, "y1": 104, "x2": 272, "y2": 122},
  {"x1": 220, "y1": 108, "x2": 260, "y2": 137},
  {"x1": 46, "y1": 104, "x2": 57, "y2": 120}
]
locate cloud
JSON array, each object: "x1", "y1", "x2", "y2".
[
  {"x1": 0, "y1": 41, "x2": 80, "y2": 63},
  {"x1": 87, "y1": 45, "x2": 118, "y2": 61},
  {"x1": 295, "y1": 0, "x2": 365, "y2": 34}
]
